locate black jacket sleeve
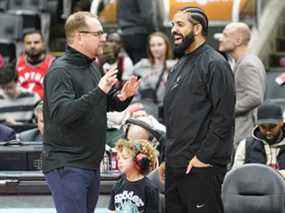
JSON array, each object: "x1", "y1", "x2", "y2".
[
  {"x1": 107, "y1": 88, "x2": 133, "y2": 112},
  {"x1": 196, "y1": 60, "x2": 235, "y2": 163},
  {"x1": 45, "y1": 68, "x2": 106, "y2": 125}
]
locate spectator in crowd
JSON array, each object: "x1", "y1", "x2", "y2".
[
  {"x1": 218, "y1": 22, "x2": 266, "y2": 149},
  {"x1": 164, "y1": 7, "x2": 235, "y2": 213},
  {"x1": 279, "y1": 56, "x2": 285, "y2": 67},
  {"x1": 16, "y1": 30, "x2": 55, "y2": 99},
  {"x1": 0, "y1": 62, "x2": 39, "y2": 125},
  {"x1": 17, "y1": 101, "x2": 44, "y2": 142},
  {"x1": 0, "y1": 123, "x2": 16, "y2": 141},
  {"x1": 232, "y1": 103, "x2": 285, "y2": 177},
  {"x1": 0, "y1": 54, "x2": 5, "y2": 69},
  {"x1": 133, "y1": 32, "x2": 176, "y2": 120},
  {"x1": 116, "y1": 0, "x2": 158, "y2": 63},
  {"x1": 99, "y1": 32, "x2": 134, "y2": 88},
  {"x1": 43, "y1": 12, "x2": 139, "y2": 213},
  {"x1": 275, "y1": 72, "x2": 285, "y2": 86},
  {"x1": 108, "y1": 139, "x2": 159, "y2": 212}
]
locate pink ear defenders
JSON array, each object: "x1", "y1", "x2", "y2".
[
  {"x1": 133, "y1": 142, "x2": 150, "y2": 174},
  {"x1": 123, "y1": 118, "x2": 166, "y2": 162}
]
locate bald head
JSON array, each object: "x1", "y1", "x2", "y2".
[
  {"x1": 225, "y1": 22, "x2": 251, "y2": 45},
  {"x1": 127, "y1": 125, "x2": 150, "y2": 140},
  {"x1": 218, "y1": 22, "x2": 251, "y2": 57}
]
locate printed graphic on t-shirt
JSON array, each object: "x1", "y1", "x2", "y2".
[{"x1": 114, "y1": 190, "x2": 144, "y2": 212}]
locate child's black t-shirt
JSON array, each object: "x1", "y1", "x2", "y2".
[{"x1": 108, "y1": 175, "x2": 159, "y2": 213}]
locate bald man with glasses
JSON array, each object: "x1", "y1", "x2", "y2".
[{"x1": 43, "y1": 12, "x2": 140, "y2": 213}]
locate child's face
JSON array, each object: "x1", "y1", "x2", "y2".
[
  {"x1": 117, "y1": 149, "x2": 135, "y2": 174},
  {"x1": 117, "y1": 149, "x2": 136, "y2": 174}
]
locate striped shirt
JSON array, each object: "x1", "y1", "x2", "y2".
[{"x1": 0, "y1": 86, "x2": 39, "y2": 123}]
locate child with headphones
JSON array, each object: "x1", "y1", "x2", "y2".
[{"x1": 108, "y1": 139, "x2": 159, "y2": 213}]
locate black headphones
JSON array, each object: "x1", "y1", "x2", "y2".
[{"x1": 133, "y1": 142, "x2": 150, "y2": 174}]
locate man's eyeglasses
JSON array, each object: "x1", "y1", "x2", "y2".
[
  {"x1": 259, "y1": 123, "x2": 278, "y2": 130},
  {"x1": 79, "y1": 31, "x2": 105, "y2": 37}
]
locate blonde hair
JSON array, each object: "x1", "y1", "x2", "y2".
[
  {"x1": 115, "y1": 139, "x2": 158, "y2": 172},
  {"x1": 64, "y1": 11, "x2": 97, "y2": 44}
]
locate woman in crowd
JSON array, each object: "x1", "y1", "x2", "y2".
[{"x1": 133, "y1": 32, "x2": 176, "y2": 121}]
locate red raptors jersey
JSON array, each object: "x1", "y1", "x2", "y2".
[{"x1": 16, "y1": 54, "x2": 55, "y2": 99}]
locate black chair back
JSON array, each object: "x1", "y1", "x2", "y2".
[{"x1": 222, "y1": 164, "x2": 285, "y2": 213}]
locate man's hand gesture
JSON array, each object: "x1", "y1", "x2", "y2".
[{"x1": 117, "y1": 75, "x2": 140, "y2": 101}]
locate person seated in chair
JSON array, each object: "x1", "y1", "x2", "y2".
[
  {"x1": 17, "y1": 101, "x2": 43, "y2": 142},
  {"x1": 0, "y1": 62, "x2": 39, "y2": 125},
  {"x1": 0, "y1": 123, "x2": 16, "y2": 141},
  {"x1": 232, "y1": 103, "x2": 285, "y2": 177}
]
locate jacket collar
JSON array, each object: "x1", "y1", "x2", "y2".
[
  {"x1": 65, "y1": 45, "x2": 94, "y2": 66},
  {"x1": 185, "y1": 42, "x2": 208, "y2": 59}
]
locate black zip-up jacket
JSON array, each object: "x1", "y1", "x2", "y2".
[
  {"x1": 43, "y1": 46, "x2": 131, "y2": 173},
  {"x1": 164, "y1": 44, "x2": 235, "y2": 172}
]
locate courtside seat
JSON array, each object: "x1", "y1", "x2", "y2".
[{"x1": 222, "y1": 164, "x2": 285, "y2": 213}]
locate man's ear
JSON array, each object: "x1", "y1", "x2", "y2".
[
  {"x1": 76, "y1": 32, "x2": 84, "y2": 45},
  {"x1": 234, "y1": 37, "x2": 243, "y2": 46},
  {"x1": 193, "y1": 24, "x2": 203, "y2": 36}
]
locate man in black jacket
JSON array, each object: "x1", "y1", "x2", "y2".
[
  {"x1": 43, "y1": 12, "x2": 139, "y2": 213},
  {"x1": 164, "y1": 7, "x2": 235, "y2": 213}
]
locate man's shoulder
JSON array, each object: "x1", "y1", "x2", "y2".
[
  {"x1": 238, "y1": 54, "x2": 264, "y2": 67},
  {"x1": 49, "y1": 54, "x2": 68, "y2": 69},
  {"x1": 144, "y1": 176, "x2": 159, "y2": 191},
  {"x1": 201, "y1": 45, "x2": 228, "y2": 65},
  {"x1": 244, "y1": 136, "x2": 260, "y2": 148},
  {"x1": 46, "y1": 56, "x2": 70, "y2": 77}
]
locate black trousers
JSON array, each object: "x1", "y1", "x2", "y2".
[{"x1": 165, "y1": 167, "x2": 225, "y2": 213}]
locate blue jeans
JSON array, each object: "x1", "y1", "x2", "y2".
[{"x1": 45, "y1": 166, "x2": 100, "y2": 213}]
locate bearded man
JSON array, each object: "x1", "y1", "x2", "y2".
[
  {"x1": 16, "y1": 30, "x2": 55, "y2": 99},
  {"x1": 163, "y1": 7, "x2": 235, "y2": 213}
]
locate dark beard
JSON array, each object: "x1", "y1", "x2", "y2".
[
  {"x1": 25, "y1": 49, "x2": 45, "y2": 65},
  {"x1": 173, "y1": 31, "x2": 195, "y2": 58},
  {"x1": 262, "y1": 132, "x2": 282, "y2": 145}
]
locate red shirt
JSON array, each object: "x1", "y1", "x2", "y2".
[{"x1": 16, "y1": 54, "x2": 55, "y2": 99}]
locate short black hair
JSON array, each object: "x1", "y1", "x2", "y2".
[
  {"x1": 23, "y1": 29, "x2": 44, "y2": 41},
  {"x1": 179, "y1": 7, "x2": 209, "y2": 36},
  {"x1": 0, "y1": 61, "x2": 17, "y2": 85}
]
